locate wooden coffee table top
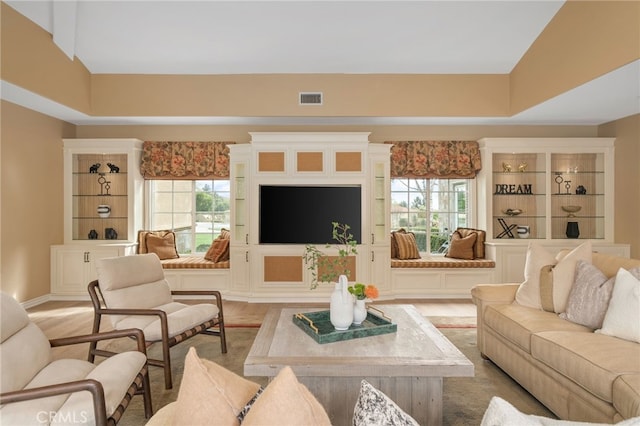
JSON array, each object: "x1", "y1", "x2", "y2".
[{"x1": 244, "y1": 304, "x2": 473, "y2": 378}]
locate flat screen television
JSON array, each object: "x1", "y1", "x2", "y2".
[{"x1": 259, "y1": 185, "x2": 362, "y2": 244}]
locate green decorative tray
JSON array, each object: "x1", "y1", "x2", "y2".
[{"x1": 292, "y1": 307, "x2": 397, "y2": 344}]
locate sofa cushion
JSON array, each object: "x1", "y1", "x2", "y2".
[
  {"x1": 515, "y1": 241, "x2": 592, "y2": 313},
  {"x1": 559, "y1": 260, "x2": 615, "y2": 330},
  {"x1": 597, "y1": 268, "x2": 640, "y2": 343},
  {"x1": 613, "y1": 374, "x2": 640, "y2": 419},
  {"x1": 242, "y1": 366, "x2": 331, "y2": 426},
  {"x1": 353, "y1": 379, "x2": 419, "y2": 426},
  {"x1": 484, "y1": 304, "x2": 590, "y2": 353},
  {"x1": 173, "y1": 347, "x2": 261, "y2": 426},
  {"x1": 531, "y1": 331, "x2": 640, "y2": 403}
]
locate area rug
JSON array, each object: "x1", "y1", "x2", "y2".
[{"x1": 116, "y1": 325, "x2": 555, "y2": 426}]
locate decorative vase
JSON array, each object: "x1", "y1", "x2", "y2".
[
  {"x1": 97, "y1": 204, "x2": 111, "y2": 218},
  {"x1": 566, "y1": 221, "x2": 580, "y2": 239},
  {"x1": 330, "y1": 275, "x2": 353, "y2": 331},
  {"x1": 517, "y1": 225, "x2": 530, "y2": 239},
  {"x1": 353, "y1": 299, "x2": 367, "y2": 325}
]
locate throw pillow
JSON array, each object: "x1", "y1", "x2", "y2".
[
  {"x1": 242, "y1": 366, "x2": 331, "y2": 426},
  {"x1": 138, "y1": 230, "x2": 173, "y2": 254},
  {"x1": 455, "y1": 227, "x2": 486, "y2": 259},
  {"x1": 145, "y1": 232, "x2": 179, "y2": 260},
  {"x1": 173, "y1": 347, "x2": 262, "y2": 426},
  {"x1": 445, "y1": 231, "x2": 477, "y2": 260},
  {"x1": 204, "y1": 238, "x2": 230, "y2": 263},
  {"x1": 559, "y1": 260, "x2": 615, "y2": 329},
  {"x1": 393, "y1": 231, "x2": 420, "y2": 260},
  {"x1": 480, "y1": 396, "x2": 540, "y2": 426},
  {"x1": 597, "y1": 267, "x2": 640, "y2": 343},
  {"x1": 220, "y1": 228, "x2": 231, "y2": 240},
  {"x1": 515, "y1": 241, "x2": 592, "y2": 312},
  {"x1": 352, "y1": 380, "x2": 419, "y2": 426},
  {"x1": 390, "y1": 229, "x2": 406, "y2": 259}
]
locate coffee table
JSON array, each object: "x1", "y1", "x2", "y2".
[{"x1": 244, "y1": 304, "x2": 473, "y2": 426}]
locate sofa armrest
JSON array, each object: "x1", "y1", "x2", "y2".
[
  {"x1": 471, "y1": 284, "x2": 519, "y2": 306},
  {"x1": 471, "y1": 284, "x2": 520, "y2": 357}
]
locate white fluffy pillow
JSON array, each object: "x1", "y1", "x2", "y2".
[
  {"x1": 515, "y1": 241, "x2": 592, "y2": 312},
  {"x1": 597, "y1": 268, "x2": 640, "y2": 343}
]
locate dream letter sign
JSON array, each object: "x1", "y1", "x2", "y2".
[{"x1": 494, "y1": 184, "x2": 533, "y2": 195}]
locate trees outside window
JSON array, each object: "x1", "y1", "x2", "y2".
[
  {"x1": 149, "y1": 180, "x2": 230, "y2": 254},
  {"x1": 390, "y1": 178, "x2": 469, "y2": 254}
]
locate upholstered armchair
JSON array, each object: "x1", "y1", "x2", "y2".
[
  {"x1": 88, "y1": 253, "x2": 227, "y2": 389},
  {"x1": 0, "y1": 291, "x2": 152, "y2": 425}
]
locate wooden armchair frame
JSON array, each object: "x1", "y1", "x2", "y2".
[
  {"x1": 88, "y1": 281, "x2": 227, "y2": 389},
  {"x1": 0, "y1": 328, "x2": 153, "y2": 426}
]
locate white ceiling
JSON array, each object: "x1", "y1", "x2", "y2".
[{"x1": 2, "y1": 0, "x2": 639, "y2": 126}]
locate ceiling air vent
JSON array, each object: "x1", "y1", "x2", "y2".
[{"x1": 299, "y1": 92, "x2": 323, "y2": 105}]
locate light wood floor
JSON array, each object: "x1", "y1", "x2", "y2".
[{"x1": 26, "y1": 298, "x2": 476, "y2": 360}]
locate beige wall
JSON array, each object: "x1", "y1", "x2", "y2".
[
  {"x1": 598, "y1": 114, "x2": 640, "y2": 258},
  {"x1": 1, "y1": 104, "x2": 638, "y2": 303},
  {"x1": 0, "y1": 101, "x2": 74, "y2": 301}
]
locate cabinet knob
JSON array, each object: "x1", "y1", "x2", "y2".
[
  {"x1": 84, "y1": 252, "x2": 90, "y2": 263},
  {"x1": 371, "y1": 233, "x2": 375, "y2": 244},
  {"x1": 371, "y1": 251, "x2": 375, "y2": 262}
]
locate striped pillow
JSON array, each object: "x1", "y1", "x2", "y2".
[{"x1": 394, "y1": 232, "x2": 420, "y2": 260}]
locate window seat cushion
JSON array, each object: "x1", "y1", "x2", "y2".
[
  {"x1": 391, "y1": 257, "x2": 495, "y2": 269},
  {"x1": 160, "y1": 257, "x2": 230, "y2": 269}
]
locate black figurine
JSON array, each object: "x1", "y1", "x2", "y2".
[
  {"x1": 576, "y1": 185, "x2": 587, "y2": 194},
  {"x1": 89, "y1": 163, "x2": 101, "y2": 173},
  {"x1": 107, "y1": 163, "x2": 120, "y2": 173},
  {"x1": 88, "y1": 229, "x2": 98, "y2": 239}
]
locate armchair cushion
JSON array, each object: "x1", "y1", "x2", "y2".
[
  {"x1": 55, "y1": 352, "x2": 147, "y2": 424},
  {"x1": 1, "y1": 322, "x2": 52, "y2": 393},
  {"x1": 116, "y1": 302, "x2": 219, "y2": 342}
]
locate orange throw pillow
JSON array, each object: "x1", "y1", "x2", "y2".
[
  {"x1": 393, "y1": 231, "x2": 420, "y2": 260},
  {"x1": 205, "y1": 238, "x2": 230, "y2": 263}
]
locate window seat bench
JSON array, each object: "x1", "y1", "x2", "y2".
[
  {"x1": 391, "y1": 257, "x2": 495, "y2": 268},
  {"x1": 159, "y1": 257, "x2": 230, "y2": 292},
  {"x1": 160, "y1": 257, "x2": 230, "y2": 269},
  {"x1": 390, "y1": 256, "x2": 496, "y2": 298}
]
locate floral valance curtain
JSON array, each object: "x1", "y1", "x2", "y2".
[
  {"x1": 385, "y1": 140, "x2": 482, "y2": 179},
  {"x1": 140, "y1": 141, "x2": 234, "y2": 179}
]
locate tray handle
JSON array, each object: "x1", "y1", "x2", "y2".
[
  {"x1": 295, "y1": 313, "x2": 319, "y2": 334},
  {"x1": 368, "y1": 305, "x2": 392, "y2": 322}
]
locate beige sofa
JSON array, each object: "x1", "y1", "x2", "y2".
[{"x1": 472, "y1": 252, "x2": 640, "y2": 424}]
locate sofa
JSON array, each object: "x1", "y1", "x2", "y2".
[{"x1": 472, "y1": 246, "x2": 640, "y2": 424}]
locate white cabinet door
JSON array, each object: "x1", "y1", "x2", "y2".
[{"x1": 51, "y1": 244, "x2": 133, "y2": 297}]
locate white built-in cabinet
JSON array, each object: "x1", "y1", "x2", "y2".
[
  {"x1": 228, "y1": 132, "x2": 390, "y2": 300},
  {"x1": 51, "y1": 139, "x2": 143, "y2": 298},
  {"x1": 477, "y1": 138, "x2": 629, "y2": 283}
]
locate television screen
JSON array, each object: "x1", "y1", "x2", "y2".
[{"x1": 259, "y1": 185, "x2": 362, "y2": 244}]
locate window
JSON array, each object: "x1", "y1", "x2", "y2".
[
  {"x1": 148, "y1": 180, "x2": 230, "y2": 255},
  {"x1": 391, "y1": 178, "x2": 470, "y2": 254}
]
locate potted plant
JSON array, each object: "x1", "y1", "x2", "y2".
[{"x1": 303, "y1": 222, "x2": 358, "y2": 290}]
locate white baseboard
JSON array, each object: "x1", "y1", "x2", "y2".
[{"x1": 21, "y1": 294, "x2": 52, "y2": 309}]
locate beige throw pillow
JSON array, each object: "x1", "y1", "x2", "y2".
[
  {"x1": 393, "y1": 231, "x2": 420, "y2": 260},
  {"x1": 445, "y1": 231, "x2": 477, "y2": 260},
  {"x1": 242, "y1": 366, "x2": 331, "y2": 426},
  {"x1": 455, "y1": 227, "x2": 486, "y2": 259},
  {"x1": 172, "y1": 347, "x2": 262, "y2": 426},
  {"x1": 145, "y1": 232, "x2": 179, "y2": 260},
  {"x1": 515, "y1": 241, "x2": 592, "y2": 312}
]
